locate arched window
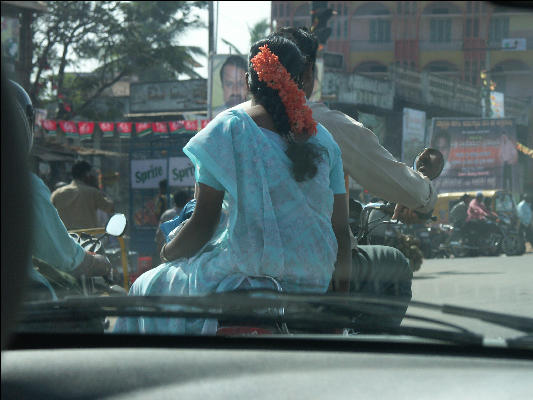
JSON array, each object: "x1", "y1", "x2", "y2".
[
  {"x1": 423, "y1": 60, "x2": 460, "y2": 78},
  {"x1": 354, "y1": 61, "x2": 388, "y2": 79},
  {"x1": 353, "y1": 2, "x2": 392, "y2": 43}
]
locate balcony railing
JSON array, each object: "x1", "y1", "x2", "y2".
[{"x1": 322, "y1": 65, "x2": 530, "y2": 125}]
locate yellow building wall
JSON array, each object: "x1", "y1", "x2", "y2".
[
  {"x1": 276, "y1": 1, "x2": 532, "y2": 74},
  {"x1": 419, "y1": 51, "x2": 464, "y2": 70},
  {"x1": 489, "y1": 51, "x2": 533, "y2": 69},
  {"x1": 349, "y1": 52, "x2": 394, "y2": 70},
  {"x1": 509, "y1": 15, "x2": 533, "y2": 31}
]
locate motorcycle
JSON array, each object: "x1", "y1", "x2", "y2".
[
  {"x1": 23, "y1": 214, "x2": 129, "y2": 332},
  {"x1": 442, "y1": 210, "x2": 525, "y2": 258},
  {"x1": 428, "y1": 224, "x2": 455, "y2": 258},
  {"x1": 354, "y1": 201, "x2": 424, "y2": 272},
  {"x1": 442, "y1": 215, "x2": 501, "y2": 257},
  {"x1": 498, "y1": 213, "x2": 526, "y2": 256}
]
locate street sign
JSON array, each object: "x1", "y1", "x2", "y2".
[
  {"x1": 490, "y1": 91, "x2": 505, "y2": 118},
  {"x1": 402, "y1": 108, "x2": 426, "y2": 163},
  {"x1": 502, "y1": 38, "x2": 526, "y2": 51},
  {"x1": 130, "y1": 79, "x2": 207, "y2": 113}
]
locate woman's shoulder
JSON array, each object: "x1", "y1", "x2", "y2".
[
  {"x1": 196, "y1": 109, "x2": 249, "y2": 137},
  {"x1": 312, "y1": 123, "x2": 342, "y2": 156}
]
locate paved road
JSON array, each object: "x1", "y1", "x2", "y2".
[{"x1": 406, "y1": 253, "x2": 533, "y2": 339}]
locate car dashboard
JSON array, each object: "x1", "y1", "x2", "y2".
[{"x1": 2, "y1": 334, "x2": 532, "y2": 399}]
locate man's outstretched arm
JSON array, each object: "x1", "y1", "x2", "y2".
[{"x1": 311, "y1": 103, "x2": 437, "y2": 214}]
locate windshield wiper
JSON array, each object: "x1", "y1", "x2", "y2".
[
  {"x1": 26, "y1": 292, "x2": 533, "y2": 346},
  {"x1": 20, "y1": 298, "x2": 483, "y2": 346},
  {"x1": 20, "y1": 291, "x2": 533, "y2": 335}
]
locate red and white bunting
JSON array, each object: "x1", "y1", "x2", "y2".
[
  {"x1": 78, "y1": 122, "x2": 95, "y2": 141},
  {"x1": 98, "y1": 122, "x2": 115, "y2": 138},
  {"x1": 168, "y1": 120, "x2": 185, "y2": 134},
  {"x1": 152, "y1": 122, "x2": 168, "y2": 135},
  {"x1": 59, "y1": 120, "x2": 78, "y2": 138},
  {"x1": 135, "y1": 122, "x2": 152, "y2": 137},
  {"x1": 184, "y1": 120, "x2": 198, "y2": 131},
  {"x1": 117, "y1": 122, "x2": 133, "y2": 139},
  {"x1": 37, "y1": 119, "x2": 205, "y2": 140},
  {"x1": 42, "y1": 120, "x2": 58, "y2": 137}
]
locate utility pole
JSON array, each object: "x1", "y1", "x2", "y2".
[
  {"x1": 465, "y1": 43, "x2": 517, "y2": 118},
  {"x1": 207, "y1": 1, "x2": 215, "y2": 120}
]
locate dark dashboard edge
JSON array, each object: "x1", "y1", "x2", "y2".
[{"x1": 6, "y1": 333, "x2": 533, "y2": 361}]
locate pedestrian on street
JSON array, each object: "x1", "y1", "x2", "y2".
[
  {"x1": 51, "y1": 161, "x2": 114, "y2": 230},
  {"x1": 154, "y1": 179, "x2": 168, "y2": 221},
  {"x1": 517, "y1": 194, "x2": 533, "y2": 247}
]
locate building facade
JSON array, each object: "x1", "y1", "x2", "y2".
[
  {"x1": 272, "y1": 1, "x2": 532, "y2": 102},
  {"x1": 272, "y1": 1, "x2": 533, "y2": 192}
]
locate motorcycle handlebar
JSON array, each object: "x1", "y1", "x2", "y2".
[{"x1": 363, "y1": 202, "x2": 437, "y2": 221}]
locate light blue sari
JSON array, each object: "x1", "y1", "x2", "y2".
[{"x1": 115, "y1": 108, "x2": 344, "y2": 334}]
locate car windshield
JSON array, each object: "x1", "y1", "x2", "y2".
[{"x1": 2, "y1": 1, "x2": 533, "y2": 347}]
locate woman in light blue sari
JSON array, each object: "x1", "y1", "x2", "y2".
[{"x1": 115, "y1": 35, "x2": 351, "y2": 335}]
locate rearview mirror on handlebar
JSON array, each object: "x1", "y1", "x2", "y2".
[{"x1": 105, "y1": 214, "x2": 127, "y2": 237}]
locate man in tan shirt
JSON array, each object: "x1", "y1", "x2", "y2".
[
  {"x1": 272, "y1": 27, "x2": 441, "y2": 327},
  {"x1": 276, "y1": 28, "x2": 437, "y2": 222},
  {"x1": 51, "y1": 161, "x2": 114, "y2": 230}
]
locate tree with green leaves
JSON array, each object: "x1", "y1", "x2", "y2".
[
  {"x1": 31, "y1": 1, "x2": 207, "y2": 119},
  {"x1": 249, "y1": 18, "x2": 270, "y2": 47},
  {"x1": 220, "y1": 19, "x2": 271, "y2": 56}
]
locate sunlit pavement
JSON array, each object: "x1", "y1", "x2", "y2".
[{"x1": 408, "y1": 253, "x2": 533, "y2": 339}]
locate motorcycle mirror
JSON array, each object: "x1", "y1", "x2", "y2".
[
  {"x1": 413, "y1": 148, "x2": 444, "y2": 180},
  {"x1": 105, "y1": 213, "x2": 127, "y2": 237}
]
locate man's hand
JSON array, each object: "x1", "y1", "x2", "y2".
[
  {"x1": 90, "y1": 254, "x2": 112, "y2": 277},
  {"x1": 392, "y1": 204, "x2": 427, "y2": 225},
  {"x1": 73, "y1": 253, "x2": 112, "y2": 279}
]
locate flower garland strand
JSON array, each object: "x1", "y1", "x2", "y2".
[{"x1": 251, "y1": 44, "x2": 317, "y2": 138}]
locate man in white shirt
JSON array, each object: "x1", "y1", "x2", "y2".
[
  {"x1": 272, "y1": 28, "x2": 442, "y2": 327},
  {"x1": 275, "y1": 28, "x2": 437, "y2": 226}
]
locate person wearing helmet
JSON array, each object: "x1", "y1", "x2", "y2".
[{"x1": 8, "y1": 80, "x2": 111, "y2": 300}]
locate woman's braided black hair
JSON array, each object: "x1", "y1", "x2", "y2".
[{"x1": 248, "y1": 36, "x2": 322, "y2": 182}]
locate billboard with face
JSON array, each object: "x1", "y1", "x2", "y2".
[
  {"x1": 429, "y1": 118, "x2": 519, "y2": 193},
  {"x1": 211, "y1": 54, "x2": 249, "y2": 117}
]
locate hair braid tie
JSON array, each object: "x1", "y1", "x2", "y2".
[{"x1": 250, "y1": 44, "x2": 317, "y2": 138}]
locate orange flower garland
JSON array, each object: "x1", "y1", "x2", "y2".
[{"x1": 251, "y1": 44, "x2": 317, "y2": 138}]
